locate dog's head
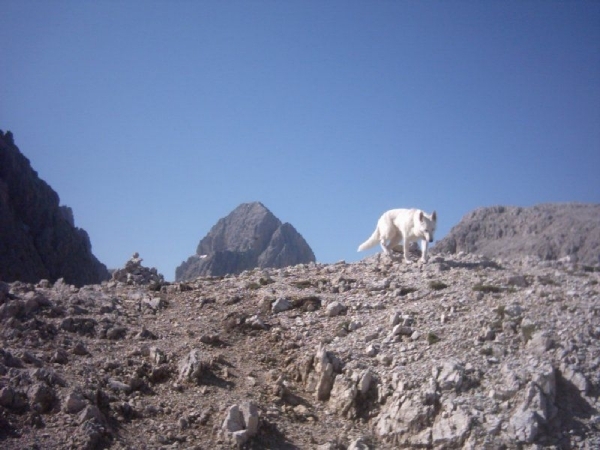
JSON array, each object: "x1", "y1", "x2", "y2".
[{"x1": 419, "y1": 210, "x2": 437, "y2": 243}]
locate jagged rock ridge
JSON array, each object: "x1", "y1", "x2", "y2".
[
  {"x1": 0, "y1": 130, "x2": 109, "y2": 286},
  {"x1": 175, "y1": 202, "x2": 315, "y2": 280},
  {"x1": 433, "y1": 203, "x2": 600, "y2": 266}
]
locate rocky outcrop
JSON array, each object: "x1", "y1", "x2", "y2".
[
  {"x1": 433, "y1": 203, "x2": 600, "y2": 266},
  {"x1": 175, "y1": 202, "x2": 315, "y2": 280},
  {"x1": 0, "y1": 130, "x2": 109, "y2": 286}
]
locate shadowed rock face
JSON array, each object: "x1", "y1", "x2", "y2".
[
  {"x1": 176, "y1": 202, "x2": 315, "y2": 281},
  {"x1": 0, "y1": 130, "x2": 109, "y2": 286},
  {"x1": 433, "y1": 203, "x2": 600, "y2": 266}
]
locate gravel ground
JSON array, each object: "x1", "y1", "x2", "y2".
[{"x1": 1, "y1": 251, "x2": 599, "y2": 449}]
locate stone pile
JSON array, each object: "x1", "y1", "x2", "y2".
[
  {"x1": 110, "y1": 253, "x2": 164, "y2": 287},
  {"x1": 0, "y1": 251, "x2": 598, "y2": 449}
]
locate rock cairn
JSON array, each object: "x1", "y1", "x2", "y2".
[
  {"x1": 111, "y1": 253, "x2": 164, "y2": 287},
  {"x1": 0, "y1": 252, "x2": 598, "y2": 448}
]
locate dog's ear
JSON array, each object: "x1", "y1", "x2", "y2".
[
  {"x1": 432, "y1": 211, "x2": 437, "y2": 222},
  {"x1": 419, "y1": 211, "x2": 424, "y2": 222}
]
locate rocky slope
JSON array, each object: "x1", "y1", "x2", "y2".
[
  {"x1": 433, "y1": 203, "x2": 600, "y2": 266},
  {"x1": 176, "y1": 202, "x2": 315, "y2": 281},
  {"x1": 1, "y1": 251, "x2": 598, "y2": 449},
  {"x1": 0, "y1": 130, "x2": 109, "y2": 286}
]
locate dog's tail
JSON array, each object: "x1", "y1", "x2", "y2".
[{"x1": 357, "y1": 228, "x2": 380, "y2": 252}]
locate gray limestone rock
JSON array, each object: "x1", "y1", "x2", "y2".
[
  {"x1": 347, "y1": 437, "x2": 371, "y2": 450},
  {"x1": 178, "y1": 349, "x2": 210, "y2": 383},
  {"x1": 304, "y1": 344, "x2": 340, "y2": 401},
  {"x1": 272, "y1": 297, "x2": 292, "y2": 313},
  {"x1": 326, "y1": 301, "x2": 347, "y2": 317},
  {"x1": 436, "y1": 360, "x2": 464, "y2": 391},
  {"x1": 431, "y1": 403, "x2": 471, "y2": 447},
  {"x1": 329, "y1": 373, "x2": 358, "y2": 418},
  {"x1": 63, "y1": 391, "x2": 87, "y2": 414},
  {"x1": 221, "y1": 401, "x2": 260, "y2": 446}
]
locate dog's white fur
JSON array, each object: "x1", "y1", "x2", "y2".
[{"x1": 358, "y1": 208, "x2": 437, "y2": 263}]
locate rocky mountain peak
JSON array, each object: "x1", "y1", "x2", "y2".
[
  {"x1": 196, "y1": 202, "x2": 280, "y2": 256},
  {"x1": 176, "y1": 202, "x2": 315, "y2": 281}
]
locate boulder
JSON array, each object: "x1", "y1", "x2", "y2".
[
  {"x1": 178, "y1": 349, "x2": 211, "y2": 383},
  {"x1": 221, "y1": 401, "x2": 260, "y2": 446},
  {"x1": 304, "y1": 344, "x2": 341, "y2": 401}
]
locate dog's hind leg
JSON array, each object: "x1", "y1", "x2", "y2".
[
  {"x1": 380, "y1": 238, "x2": 392, "y2": 255},
  {"x1": 388, "y1": 234, "x2": 402, "y2": 258},
  {"x1": 380, "y1": 229, "x2": 402, "y2": 259}
]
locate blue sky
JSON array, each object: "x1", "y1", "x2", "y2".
[{"x1": 1, "y1": 1, "x2": 599, "y2": 280}]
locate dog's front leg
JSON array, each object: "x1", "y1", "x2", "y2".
[
  {"x1": 403, "y1": 239, "x2": 412, "y2": 264},
  {"x1": 419, "y1": 239, "x2": 429, "y2": 263}
]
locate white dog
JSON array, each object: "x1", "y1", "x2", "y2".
[{"x1": 358, "y1": 208, "x2": 437, "y2": 263}]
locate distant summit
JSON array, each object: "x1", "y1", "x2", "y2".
[
  {"x1": 432, "y1": 203, "x2": 600, "y2": 266},
  {"x1": 0, "y1": 130, "x2": 110, "y2": 286},
  {"x1": 176, "y1": 202, "x2": 315, "y2": 280}
]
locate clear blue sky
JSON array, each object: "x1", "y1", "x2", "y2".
[{"x1": 2, "y1": 1, "x2": 599, "y2": 280}]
